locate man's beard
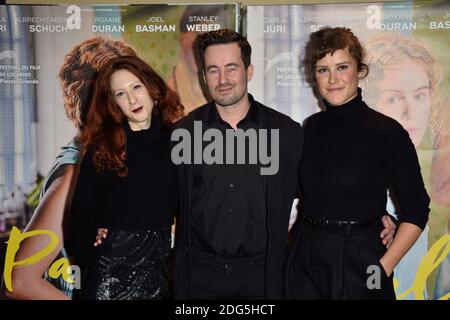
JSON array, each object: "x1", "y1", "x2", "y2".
[{"x1": 213, "y1": 83, "x2": 247, "y2": 107}]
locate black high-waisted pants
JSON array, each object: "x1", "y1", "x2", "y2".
[{"x1": 286, "y1": 218, "x2": 396, "y2": 300}]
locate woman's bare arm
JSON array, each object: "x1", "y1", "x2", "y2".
[
  {"x1": 380, "y1": 222, "x2": 423, "y2": 277},
  {"x1": 5, "y1": 164, "x2": 79, "y2": 300}
]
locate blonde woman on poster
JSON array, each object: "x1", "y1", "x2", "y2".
[{"x1": 364, "y1": 33, "x2": 448, "y2": 299}]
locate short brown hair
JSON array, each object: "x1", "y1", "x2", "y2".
[
  {"x1": 303, "y1": 27, "x2": 368, "y2": 86},
  {"x1": 196, "y1": 29, "x2": 252, "y2": 71}
]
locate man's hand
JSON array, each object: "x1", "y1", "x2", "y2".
[
  {"x1": 380, "y1": 215, "x2": 396, "y2": 248},
  {"x1": 94, "y1": 228, "x2": 108, "y2": 247}
]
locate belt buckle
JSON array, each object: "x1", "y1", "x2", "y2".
[
  {"x1": 345, "y1": 221, "x2": 352, "y2": 236},
  {"x1": 308, "y1": 215, "x2": 317, "y2": 229},
  {"x1": 320, "y1": 217, "x2": 329, "y2": 231}
]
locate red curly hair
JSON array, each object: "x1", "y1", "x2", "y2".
[
  {"x1": 78, "y1": 55, "x2": 184, "y2": 177},
  {"x1": 58, "y1": 37, "x2": 138, "y2": 129}
]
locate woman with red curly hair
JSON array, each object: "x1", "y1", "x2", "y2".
[{"x1": 69, "y1": 55, "x2": 183, "y2": 300}]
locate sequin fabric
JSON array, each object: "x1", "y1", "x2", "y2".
[{"x1": 78, "y1": 227, "x2": 171, "y2": 300}]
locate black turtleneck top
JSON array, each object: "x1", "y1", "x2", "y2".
[
  {"x1": 299, "y1": 89, "x2": 429, "y2": 229},
  {"x1": 69, "y1": 115, "x2": 177, "y2": 266}
]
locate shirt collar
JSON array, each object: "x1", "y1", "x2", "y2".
[{"x1": 206, "y1": 93, "x2": 261, "y2": 128}]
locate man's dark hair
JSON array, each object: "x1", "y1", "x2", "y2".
[{"x1": 196, "y1": 29, "x2": 252, "y2": 71}]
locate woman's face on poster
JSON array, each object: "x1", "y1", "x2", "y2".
[
  {"x1": 179, "y1": 31, "x2": 199, "y2": 73},
  {"x1": 375, "y1": 58, "x2": 431, "y2": 147}
]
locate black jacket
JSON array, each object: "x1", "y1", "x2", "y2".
[{"x1": 171, "y1": 94, "x2": 303, "y2": 299}]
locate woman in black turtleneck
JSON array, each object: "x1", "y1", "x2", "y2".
[
  {"x1": 285, "y1": 28, "x2": 430, "y2": 300},
  {"x1": 69, "y1": 56, "x2": 183, "y2": 299}
]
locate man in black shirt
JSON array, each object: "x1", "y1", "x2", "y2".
[
  {"x1": 171, "y1": 29, "x2": 303, "y2": 299},
  {"x1": 190, "y1": 103, "x2": 268, "y2": 260}
]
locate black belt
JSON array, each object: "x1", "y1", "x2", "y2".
[
  {"x1": 191, "y1": 246, "x2": 265, "y2": 265},
  {"x1": 302, "y1": 214, "x2": 382, "y2": 236}
]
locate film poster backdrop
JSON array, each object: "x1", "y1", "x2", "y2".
[{"x1": 0, "y1": 1, "x2": 449, "y2": 300}]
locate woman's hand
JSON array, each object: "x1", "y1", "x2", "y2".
[
  {"x1": 380, "y1": 215, "x2": 397, "y2": 248},
  {"x1": 380, "y1": 222, "x2": 423, "y2": 278},
  {"x1": 94, "y1": 228, "x2": 108, "y2": 246}
]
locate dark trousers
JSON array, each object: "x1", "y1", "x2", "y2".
[
  {"x1": 287, "y1": 220, "x2": 396, "y2": 300},
  {"x1": 188, "y1": 248, "x2": 266, "y2": 299}
]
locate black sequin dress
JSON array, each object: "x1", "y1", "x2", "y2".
[{"x1": 69, "y1": 115, "x2": 177, "y2": 300}]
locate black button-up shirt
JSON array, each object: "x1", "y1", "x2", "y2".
[{"x1": 191, "y1": 102, "x2": 267, "y2": 258}]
